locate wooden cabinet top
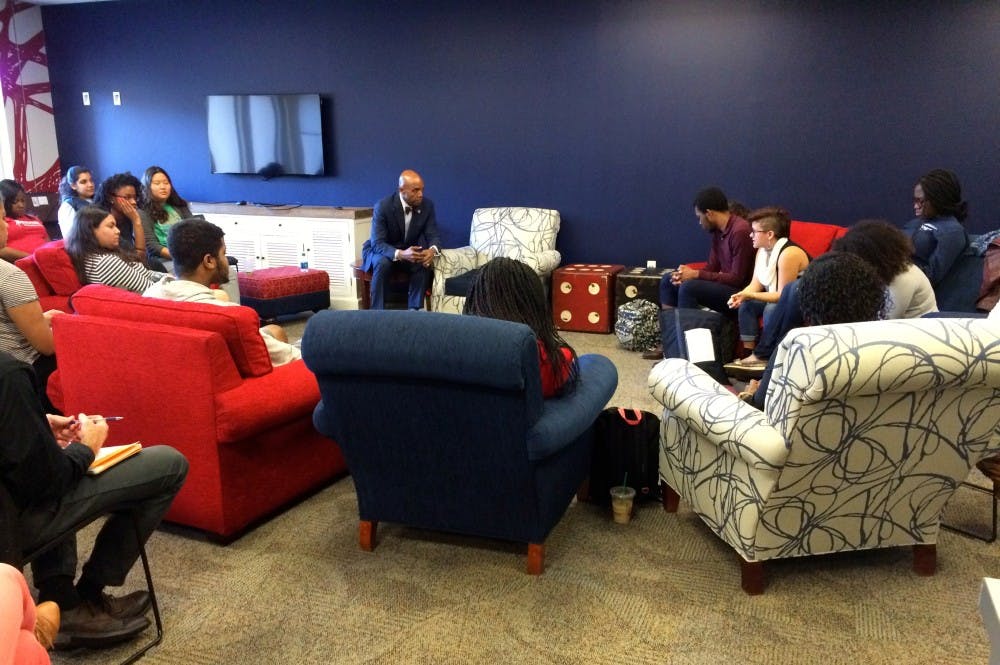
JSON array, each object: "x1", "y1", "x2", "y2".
[{"x1": 190, "y1": 202, "x2": 373, "y2": 220}]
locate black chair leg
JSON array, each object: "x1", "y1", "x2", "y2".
[{"x1": 119, "y1": 513, "x2": 162, "y2": 665}]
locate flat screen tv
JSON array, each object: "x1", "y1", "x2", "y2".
[{"x1": 207, "y1": 93, "x2": 325, "y2": 177}]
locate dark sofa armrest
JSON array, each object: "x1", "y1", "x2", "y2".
[{"x1": 526, "y1": 354, "x2": 618, "y2": 461}]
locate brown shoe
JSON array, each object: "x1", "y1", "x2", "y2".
[
  {"x1": 55, "y1": 601, "x2": 149, "y2": 649},
  {"x1": 34, "y1": 601, "x2": 60, "y2": 650},
  {"x1": 642, "y1": 345, "x2": 664, "y2": 360},
  {"x1": 101, "y1": 590, "x2": 151, "y2": 619}
]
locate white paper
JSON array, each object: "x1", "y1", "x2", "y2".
[{"x1": 684, "y1": 328, "x2": 716, "y2": 364}]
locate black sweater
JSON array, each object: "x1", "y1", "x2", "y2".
[{"x1": 0, "y1": 354, "x2": 94, "y2": 511}]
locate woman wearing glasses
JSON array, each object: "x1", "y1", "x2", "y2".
[
  {"x1": 904, "y1": 169, "x2": 968, "y2": 286},
  {"x1": 726, "y1": 206, "x2": 809, "y2": 366}
]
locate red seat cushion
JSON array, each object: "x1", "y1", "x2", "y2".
[
  {"x1": 789, "y1": 220, "x2": 848, "y2": 259},
  {"x1": 71, "y1": 284, "x2": 273, "y2": 377},
  {"x1": 33, "y1": 240, "x2": 83, "y2": 296}
]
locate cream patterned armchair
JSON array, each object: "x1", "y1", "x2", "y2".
[
  {"x1": 649, "y1": 317, "x2": 1000, "y2": 594},
  {"x1": 431, "y1": 207, "x2": 561, "y2": 313}
]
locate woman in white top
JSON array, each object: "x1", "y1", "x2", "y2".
[
  {"x1": 65, "y1": 206, "x2": 168, "y2": 294},
  {"x1": 0, "y1": 214, "x2": 64, "y2": 409},
  {"x1": 56, "y1": 165, "x2": 95, "y2": 238},
  {"x1": 832, "y1": 219, "x2": 938, "y2": 319},
  {"x1": 727, "y1": 207, "x2": 810, "y2": 355}
]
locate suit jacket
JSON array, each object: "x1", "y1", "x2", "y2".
[{"x1": 362, "y1": 192, "x2": 441, "y2": 271}]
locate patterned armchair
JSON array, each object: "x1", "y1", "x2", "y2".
[
  {"x1": 431, "y1": 207, "x2": 561, "y2": 313},
  {"x1": 649, "y1": 317, "x2": 1000, "y2": 594}
]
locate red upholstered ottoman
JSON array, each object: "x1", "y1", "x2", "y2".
[
  {"x1": 552, "y1": 264, "x2": 624, "y2": 333},
  {"x1": 237, "y1": 266, "x2": 331, "y2": 319}
]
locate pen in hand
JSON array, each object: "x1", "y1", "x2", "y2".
[{"x1": 69, "y1": 416, "x2": 124, "y2": 426}]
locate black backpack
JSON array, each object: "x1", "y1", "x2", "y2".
[{"x1": 588, "y1": 407, "x2": 661, "y2": 504}]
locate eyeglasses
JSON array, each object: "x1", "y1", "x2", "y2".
[
  {"x1": 913, "y1": 197, "x2": 927, "y2": 205},
  {"x1": 750, "y1": 229, "x2": 768, "y2": 235}
]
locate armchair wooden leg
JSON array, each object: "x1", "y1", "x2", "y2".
[
  {"x1": 913, "y1": 544, "x2": 936, "y2": 576},
  {"x1": 359, "y1": 520, "x2": 378, "y2": 552},
  {"x1": 662, "y1": 482, "x2": 680, "y2": 513},
  {"x1": 526, "y1": 543, "x2": 545, "y2": 575},
  {"x1": 740, "y1": 559, "x2": 766, "y2": 595},
  {"x1": 576, "y1": 477, "x2": 591, "y2": 503}
]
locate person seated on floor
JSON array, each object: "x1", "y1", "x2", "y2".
[
  {"x1": 463, "y1": 256, "x2": 579, "y2": 397},
  {"x1": 143, "y1": 217, "x2": 300, "y2": 367},
  {"x1": 56, "y1": 166, "x2": 95, "y2": 239},
  {"x1": 904, "y1": 168, "x2": 969, "y2": 286},
  {"x1": 139, "y1": 165, "x2": 193, "y2": 266},
  {"x1": 726, "y1": 206, "x2": 809, "y2": 365},
  {"x1": 0, "y1": 562, "x2": 60, "y2": 661},
  {"x1": 0, "y1": 217, "x2": 64, "y2": 412},
  {"x1": 0, "y1": 180, "x2": 50, "y2": 264},
  {"x1": 92, "y1": 172, "x2": 166, "y2": 270},
  {"x1": 740, "y1": 252, "x2": 887, "y2": 409},
  {"x1": 65, "y1": 206, "x2": 169, "y2": 294},
  {"x1": 645, "y1": 186, "x2": 754, "y2": 359},
  {"x1": 834, "y1": 219, "x2": 938, "y2": 319},
  {"x1": 0, "y1": 352, "x2": 188, "y2": 649}
]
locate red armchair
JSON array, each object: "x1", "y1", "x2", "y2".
[
  {"x1": 48, "y1": 284, "x2": 347, "y2": 540},
  {"x1": 14, "y1": 239, "x2": 81, "y2": 312}
]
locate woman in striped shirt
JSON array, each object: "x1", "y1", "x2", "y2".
[{"x1": 65, "y1": 206, "x2": 168, "y2": 293}]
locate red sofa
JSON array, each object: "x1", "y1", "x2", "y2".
[
  {"x1": 14, "y1": 239, "x2": 81, "y2": 312},
  {"x1": 48, "y1": 284, "x2": 347, "y2": 540}
]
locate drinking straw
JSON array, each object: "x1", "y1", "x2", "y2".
[{"x1": 622, "y1": 472, "x2": 628, "y2": 488}]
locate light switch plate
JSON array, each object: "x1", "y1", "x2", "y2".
[
  {"x1": 82, "y1": 91, "x2": 90, "y2": 106},
  {"x1": 112, "y1": 91, "x2": 121, "y2": 106}
]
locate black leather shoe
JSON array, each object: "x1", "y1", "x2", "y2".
[
  {"x1": 55, "y1": 601, "x2": 150, "y2": 649},
  {"x1": 101, "y1": 590, "x2": 151, "y2": 619}
]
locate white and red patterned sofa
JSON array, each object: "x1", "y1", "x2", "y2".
[{"x1": 649, "y1": 317, "x2": 1000, "y2": 593}]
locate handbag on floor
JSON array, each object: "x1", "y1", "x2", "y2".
[
  {"x1": 588, "y1": 407, "x2": 661, "y2": 504},
  {"x1": 614, "y1": 299, "x2": 660, "y2": 351}
]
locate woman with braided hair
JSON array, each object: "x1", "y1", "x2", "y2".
[
  {"x1": 463, "y1": 257, "x2": 579, "y2": 397},
  {"x1": 904, "y1": 169, "x2": 969, "y2": 286}
]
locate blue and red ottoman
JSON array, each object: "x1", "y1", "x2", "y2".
[{"x1": 237, "y1": 266, "x2": 330, "y2": 320}]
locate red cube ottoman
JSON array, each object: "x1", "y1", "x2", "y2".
[
  {"x1": 237, "y1": 266, "x2": 331, "y2": 320},
  {"x1": 552, "y1": 264, "x2": 625, "y2": 333}
]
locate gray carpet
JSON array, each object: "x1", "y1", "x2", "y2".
[{"x1": 48, "y1": 322, "x2": 996, "y2": 664}]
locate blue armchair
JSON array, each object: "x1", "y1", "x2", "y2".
[{"x1": 302, "y1": 310, "x2": 618, "y2": 573}]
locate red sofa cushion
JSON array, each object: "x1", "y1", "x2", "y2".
[
  {"x1": 33, "y1": 240, "x2": 82, "y2": 296},
  {"x1": 70, "y1": 284, "x2": 273, "y2": 377},
  {"x1": 789, "y1": 219, "x2": 848, "y2": 259}
]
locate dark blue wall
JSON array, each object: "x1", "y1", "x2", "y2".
[{"x1": 41, "y1": 0, "x2": 1000, "y2": 266}]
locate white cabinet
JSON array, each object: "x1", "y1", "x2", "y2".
[{"x1": 190, "y1": 203, "x2": 372, "y2": 310}]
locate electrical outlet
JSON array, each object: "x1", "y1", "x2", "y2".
[
  {"x1": 112, "y1": 91, "x2": 121, "y2": 106},
  {"x1": 82, "y1": 92, "x2": 90, "y2": 106},
  {"x1": 646, "y1": 259, "x2": 657, "y2": 269}
]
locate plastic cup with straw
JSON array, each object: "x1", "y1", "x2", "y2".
[{"x1": 610, "y1": 472, "x2": 636, "y2": 524}]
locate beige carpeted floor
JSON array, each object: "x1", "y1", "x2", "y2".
[{"x1": 47, "y1": 320, "x2": 997, "y2": 665}]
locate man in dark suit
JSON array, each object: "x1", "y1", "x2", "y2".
[{"x1": 362, "y1": 169, "x2": 441, "y2": 309}]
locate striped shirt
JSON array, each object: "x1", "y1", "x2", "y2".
[
  {"x1": 83, "y1": 252, "x2": 168, "y2": 293},
  {"x1": 0, "y1": 259, "x2": 42, "y2": 363}
]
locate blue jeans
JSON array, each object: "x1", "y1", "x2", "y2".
[
  {"x1": 659, "y1": 276, "x2": 736, "y2": 314},
  {"x1": 738, "y1": 300, "x2": 776, "y2": 343}
]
